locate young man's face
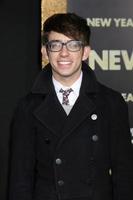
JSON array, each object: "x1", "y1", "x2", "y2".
[{"x1": 42, "y1": 31, "x2": 90, "y2": 85}]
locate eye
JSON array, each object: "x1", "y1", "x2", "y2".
[
  {"x1": 67, "y1": 40, "x2": 82, "y2": 51},
  {"x1": 51, "y1": 41, "x2": 60, "y2": 48},
  {"x1": 47, "y1": 40, "x2": 62, "y2": 51},
  {"x1": 69, "y1": 41, "x2": 78, "y2": 48}
]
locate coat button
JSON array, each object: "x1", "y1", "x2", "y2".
[
  {"x1": 91, "y1": 114, "x2": 97, "y2": 120},
  {"x1": 109, "y1": 168, "x2": 112, "y2": 176},
  {"x1": 55, "y1": 158, "x2": 62, "y2": 165},
  {"x1": 58, "y1": 180, "x2": 64, "y2": 186},
  {"x1": 45, "y1": 138, "x2": 50, "y2": 144},
  {"x1": 92, "y1": 134, "x2": 98, "y2": 142}
]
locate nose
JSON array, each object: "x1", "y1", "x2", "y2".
[{"x1": 59, "y1": 45, "x2": 69, "y2": 57}]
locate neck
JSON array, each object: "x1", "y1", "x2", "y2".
[
  {"x1": 53, "y1": 72, "x2": 81, "y2": 87},
  {"x1": 52, "y1": 66, "x2": 82, "y2": 86}
]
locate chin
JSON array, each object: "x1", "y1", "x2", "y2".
[
  {"x1": 57, "y1": 69, "x2": 72, "y2": 76},
  {"x1": 59, "y1": 73, "x2": 72, "y2": 78}
]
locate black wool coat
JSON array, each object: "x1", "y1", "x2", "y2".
[{"x1": 8, "y1": 62, "x2": 133, "y2": 200}]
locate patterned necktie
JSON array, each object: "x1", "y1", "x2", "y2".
[{"x1": 59, "y1": 88, "x2": 73, "y2": 105}]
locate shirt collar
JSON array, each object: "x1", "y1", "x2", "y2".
[{"x1": 52, "y1": 71, "x2": 83, "y2": 97}]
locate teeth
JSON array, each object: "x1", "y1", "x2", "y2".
[{"x1": 59, "y1": 61, "x2": 71, "y2": 64}]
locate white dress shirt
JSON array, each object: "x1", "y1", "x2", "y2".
[{"x1": 52, "y1": 72, "x2": 83, "y2": 107}]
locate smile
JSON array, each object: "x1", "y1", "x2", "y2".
[{"x1": 58, "y1": 61, "x2": 72, "y2": 65}]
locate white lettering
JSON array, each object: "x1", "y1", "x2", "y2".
[
  {"x1": 121, "y1": 93, "x2": 133, "y2": 102},
  {"x1": 86, "y1": 17, "x2": 133, "y2": 28},
  {"x1": 114, "y1": 18, "x2": 133, "y2": 27},
  {"x1": 87, "y1": 18, "x2": 112, "y2": 27},
  {"x1": 88, "y1": 50, "x2": 133, "y2": 70},
  {"x1": 122, "y1": 51, "x2": 133, "y2": 70},
  {"x1": 127, "y1": 18, "x2": 133, "y2": 27},
  {"x1": 89, "y1": 50, "x2": 108, "y2": 70},
  {"x1": 109, "y1": 50, "x2": 121, "y2": 70},
  {"x1": 114, "y1": 18, "x2": 121, "y2": 27}
]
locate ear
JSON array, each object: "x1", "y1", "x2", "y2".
[
  {"x1": 82, "y1": 46, "x2": 91, "y2": 61},
  {"x1": 41, "y1": 46, "x2": 49, "y2": 60}
]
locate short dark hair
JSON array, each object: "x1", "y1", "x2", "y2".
[{"x1": 42, "y1": 13, "x2": 91, "y2": 46}]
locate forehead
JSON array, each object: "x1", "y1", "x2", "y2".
[{"x1": 48, "y1": 31, "x2": 73, "y2": 41}]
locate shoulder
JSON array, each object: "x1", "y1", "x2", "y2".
[
  {"x1": 13, "y1": 93, "x2": 44, "y2": 118},
  {"x1": 98, "y1": 82, "x2": 123, "y2": 100},
  {"x1": 13, "y1": 65, "x2": 52, "y2": 117},
  {"x1": 97, "y1": 82, "x2": 128, "y2": 113}
]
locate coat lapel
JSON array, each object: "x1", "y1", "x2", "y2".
[
  {"x1": 61, "y1": 93, "x2": 96, "y2": 137},
  {"x1": 31, "y1": 65, "x2": 67, "y2": 136},
  {"x1": 59, "y1": 62, "x2": 101, "y2": 138},
  {"x1": 33, "y1": 91, "x2": 67, "y2": 136}
]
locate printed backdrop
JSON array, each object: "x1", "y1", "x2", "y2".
[{"x1": 42, "y1": 0, "x2": 133, "y2": 142}]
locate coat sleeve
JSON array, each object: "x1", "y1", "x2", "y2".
[
  {"x1": 109, "y1": 93, "x2": 133, "y2": 200},
  {"x1": 8, "y1": 99, "x2": 36, "y2": 200}
]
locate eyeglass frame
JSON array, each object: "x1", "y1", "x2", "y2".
[{"x1": 45, "y1": 40, "x2": 84, "y2": 52}]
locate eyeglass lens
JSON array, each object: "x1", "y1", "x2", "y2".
[{"x1": 47, "y1": 40, "x2": 83, "y2": 52}]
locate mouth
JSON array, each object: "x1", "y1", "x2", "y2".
[{"x1": 58, "y1": 61, "x2": 72, "y2": 65}]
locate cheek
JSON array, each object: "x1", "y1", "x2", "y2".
[
  {"x1": 48, "y1": 53, "x2": 58, "y2": 61},
  {"x1": 74, "y1": 53, "x2": 83, "y2": 63}
]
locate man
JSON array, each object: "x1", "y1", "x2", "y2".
[{"x1": 8, "y1": 13, "x2": 133, "y2": 200}]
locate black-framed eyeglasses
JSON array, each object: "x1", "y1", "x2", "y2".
[{"x1": 46, "y1": 40, "x2": 84, "y2": 52}]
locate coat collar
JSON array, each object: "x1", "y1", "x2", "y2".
[
  {"x1": 31, "y1": 62, "x2": 99, "y2": 95},
  {"x1": 31, "y1": 63, "x2": 54, "y2": 94}
]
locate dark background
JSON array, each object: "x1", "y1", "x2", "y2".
[{"x1": 0, "y1": 0, "x2": 41, "y2": 199}]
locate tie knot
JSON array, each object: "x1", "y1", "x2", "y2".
[{"x1": 59, "y1": 88, "x2": 73, "y2": 105}]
